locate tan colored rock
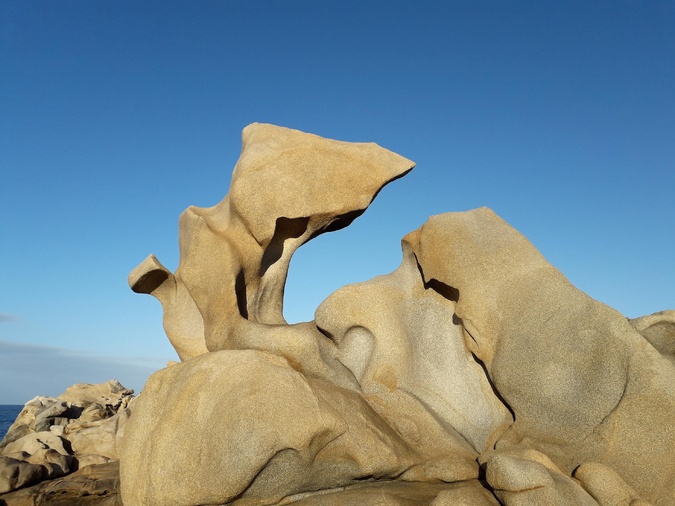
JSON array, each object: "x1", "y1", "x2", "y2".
[
  {"x1": 315, "y1": 241, "x2": 512, "y2": 454},
  {"x1": 122, "y1": 125, "x2": 675, "y2": 505},
  {"x1": 0, "y1": 433, "x2": 74, "y2": 495},
  {"x1": 47, "y1": 381, "x2": 135, "y2": 461},
  {"x1": 128, "y1": 254, "x2": 209, "y2": 361},
  {"x1": 0, "y1": 380, "x2": 134, "y2": 498},
  {"x1": 63, "y1": 406, "x2": 131, "y2": 460},
  {"x1": 0, "y1": 460, "x2": 121, "y2": 505},
  {"x1": 405, "y1": 207, "x2": 675, "y2": 503},
  {"x1": 0, "y1": 446, "x2": 73, "y2": 495},
  {"x1": 0, "y1": 456, "x2": 45, "y2": 495},
  {"x1": 120, "y1": 350, "x2": 419, "y2": 506},
  {"x1": 129, "y1": 123, "x2": 414, "y2": 359},
  {"x1": 574, "y1": 462, "x2": 652, "y2": 505},
  {"x1": 630, "y1": 310, "x2": 675, "y2": 365},
  {"x1": 483, "y1": 449, "x2": 597, "y2": 505},
  {"x1": 0, "y1": 397, "x2": 69, "y2": 449},
  {"x1": 280, "y1": 481, "x2": 500, "y2": 505},
  {"x1": 430, "y1": 483, "x2": 501, "y2": 506},
  {"x1": 2, "y1": 432, "x2": 69, "y2": 458},
  {"x1": 75, "y1": 454, "x2": 110, "y2": 469},
  {"x1": 58, "y1": 379, "x2": 133, "y2": 409}
]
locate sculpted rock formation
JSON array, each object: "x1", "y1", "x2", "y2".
[
  {"x1": 121, "y1": 124, "x2": 674, "y2": 505},
  {"x1": 630, "y1": 310, "x2": 675, "y2": 365},
  {"x1": 128, "y1": 123, "x2": 413, "y2": 361}
]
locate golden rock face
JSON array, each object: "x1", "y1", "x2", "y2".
[{"x1": 121, "y1": 124, "x2": 675, "y2": 506}]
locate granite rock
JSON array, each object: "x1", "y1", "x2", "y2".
[
  {"x1": 116, "y1": 125, "x2": 675, "y2": 504},
  {"x1": 405, "y1": 208, "x2": 674, "y2": 503},
  {"x1": 0, "y1": 381, "x2": 133, "y2": 498}
]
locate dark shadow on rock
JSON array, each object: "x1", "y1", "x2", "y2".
[
  {"x1": 259, "y1": 216, "x2": 310, "y2": 276},
  {"x1": 235, "y1": 268, "x2": 249, "y2": 319}
]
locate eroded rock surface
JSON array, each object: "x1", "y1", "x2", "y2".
[
  {"x1": 111, "y1": 124, "x2": 675, "y2": 504},
  {"x1": 0, "y1": 380, "x2": 133, "y2": 499},
  {"x1": 405, "y1": 208, "x2": 675, "y2": 503},
  {"x1": 128, "y1": 123, "x2": 414, "y2": 360}
]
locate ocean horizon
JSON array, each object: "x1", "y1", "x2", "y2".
[{"x1": 0, "y1": 405, "x2": 24, "y2": 440}]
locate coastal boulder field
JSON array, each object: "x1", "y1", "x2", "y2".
[
  {"x1": 0, "y1": 380, "x2": 132, "y2": 502},
  {"x1": 121, "y1": 124, "x2": 675, "y2": 505}
]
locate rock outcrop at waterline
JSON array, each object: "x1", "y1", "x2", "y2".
[
  {"x1": 120, "y1": 124, "x2": 675, "y2": 505},
  {"x1": 0, "y1": 380, "x2": 131, "y2": 503}
]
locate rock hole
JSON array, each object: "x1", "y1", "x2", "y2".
[
  {"x1": 130, "y1": 269, "x2": 169, "y2": 294},
  {"x1": 259, "y1": 217, "x2": 310, "y2": 277}
]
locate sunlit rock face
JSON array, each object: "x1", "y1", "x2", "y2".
[
  {"x1": 122, "y1": 124, "x2": 675, "y2": 506},
  {"x1": 405, "y1": 209, "x2": 675, "y2": 504}
]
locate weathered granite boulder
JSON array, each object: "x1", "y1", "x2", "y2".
[
  {"x1": 314, "y1": 242, "x2": 512, "y2": 455},
  {"x1": 120, "y1": 124, "x2": 675, "y2": 505},
  {"x1": 405, "y1": 208, "x2": 675, "y2": 503},
  {"x1": 480, "y1": 449, "x2": 598, "y2": 505},
  {"x1": 0, "y1": 456, "x2": 46, "y2": 496},
  {"x1": 0, "y1": 380, "x2": 133, "y2": 498},
  {"x1": 2, "y1": 432, "x2": 69, "y2": 459},
  {"x1": 58, "y1": 380, "x2": 132, "y2": 410},
  {"x1": 122, "y1": 350, "x2": 426, "y2": 505},
  {"x1": 0, "y1": 398, "x2": 72, "y2": 449}
]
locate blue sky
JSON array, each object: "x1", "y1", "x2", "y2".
[{"x1": 1, "y1": 1, "x2": 673, "y2": 404}]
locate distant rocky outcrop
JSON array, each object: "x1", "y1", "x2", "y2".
[
  {"x1": 119, "y1": 124, "x2": 675, "y2": 505},
  {"x1": 0, "y1": 379, "x2": 132, "y2": 503}
]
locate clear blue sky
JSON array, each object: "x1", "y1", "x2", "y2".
[{"x1": 1, "y1": 1, "x2": 673, "y2": 403}]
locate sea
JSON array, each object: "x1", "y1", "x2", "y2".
[{"x1": 0, "y1": 405, "x2": 24, "y2": 440}]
